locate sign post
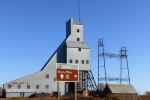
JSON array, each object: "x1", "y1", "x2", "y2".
[
  {"x1": 56, "y1": 63, "x2": 79, "y2": 100},
  {"x1": 57, "y1": 81, "x2": 60, "y2": 100},
  {"x1": 75, "y1": 82, "x2": 77, "y2": 100}
]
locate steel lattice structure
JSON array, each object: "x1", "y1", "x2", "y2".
[{"x1": 98, "y1": 39, "x2": 130, "y2": 85}]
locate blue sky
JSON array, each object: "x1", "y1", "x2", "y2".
[{"x1": 0, "y1": 0, "x2": 150, "y2": 94}]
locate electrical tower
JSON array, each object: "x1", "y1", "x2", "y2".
[{"x1": 98, "y1": 38, "x2": 130, "y2": 86}]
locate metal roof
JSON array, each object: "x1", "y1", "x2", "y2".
[
  {"x1": 40, "y1": 39, "x2": 67, "y2": 71},
  {"x1": 106, "y1": 84, "x2": 137, "y2": 94},
  {"x1": 66, "y1": 41, "x2": 89, "y2": 49}
]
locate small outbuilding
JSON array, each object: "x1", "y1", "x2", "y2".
[
  {"x1": 0, "y1": 87, "x2": 5, "y2": 98},
  {"x1": 103, "y1": 84, "x2": 138, "y2": 100}
]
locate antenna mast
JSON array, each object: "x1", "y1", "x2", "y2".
[{"x1": 77, "y1": 0, "x2": 81, "y2": 22}]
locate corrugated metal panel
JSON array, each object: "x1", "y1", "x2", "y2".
[
  {"x1": 107, "y1": 84, "x2": 137, "y2": 94},
  {"x1": 66, "y1": 41, "x2": 89, "y2": 49}
]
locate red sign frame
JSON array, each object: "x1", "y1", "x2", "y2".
[{"x1": 56, "y1": 68, "x2": 79, "y2": 82}]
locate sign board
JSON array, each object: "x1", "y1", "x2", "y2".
[{"x1": 56, "y1": 63, "x2": 79, "y2": 82}]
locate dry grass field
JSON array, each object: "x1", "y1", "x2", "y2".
[
  {"x1": 0, "y1": 97, "x2": 56, "y2": 100},
  {"x1": 0, "y1": 96, "x2": 103, "y2": 100}
]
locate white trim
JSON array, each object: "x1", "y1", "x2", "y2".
[{"x1": 6, "y1": 89, "x2": 35, "y2": 93}]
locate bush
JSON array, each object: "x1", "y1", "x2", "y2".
[{"x1": 113, "y1": 96, "x2": 121, "y2": 100}]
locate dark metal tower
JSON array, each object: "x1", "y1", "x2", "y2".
[
  {"x1": 78, "y1": 70, "x2": 97, "y2": 91},
  {"x1": 98, "y1": 39, "x2": 130, "y2": 85},
  {"x1": 120, "y1": 47, "x2": 131, "y2": 84}
]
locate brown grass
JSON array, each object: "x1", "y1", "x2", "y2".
[
  {"x1": 0, "y1": 97, "x2": 57, "y2": 100},
  {"x1": 0, "y1": 96, "x2": 103, "y2": 100}
]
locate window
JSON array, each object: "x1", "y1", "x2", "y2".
[
  {"x1": 17, "y1": 84, "x2": 21, "y2": 89},
  {"x1": 77, "y1": 38, "x2": 80, "y2": 41},
  {"x1": 86, "y1": 60, "x2": 89, "y2": 64},
  {"x1": 77, "y1": 29, "x2": 80, "y2": 33},
  {"x1": 27, "y1": 85, "x2": 30, "y2": 89},
  {"x1": 36, "y1": 85, "x2": 39, "y2": 89},
  {"x1": 54, "y1": 77, "x2": 56, "y2": 81},
  {"x1": 8, "y1": 84, "x2": 11, "y2": 89},
  {"x1": 78, "y1": 48, "x2": 81, "y2": 51},
  {"x1": 75, "y1": 60, "x2": 78, "y2": 64},
  {"x1": 46, "y1": 74, "x2": 49, "y2": 79},
  {"x1": 69, "y1": 59, "x2": 73, "y2": 63},
  {"x1": 81, "y1": 60, "x2": 84, "y2": 64},
  {"x1": 45, "y1": 84, "x2": 49, "y2": 89}
]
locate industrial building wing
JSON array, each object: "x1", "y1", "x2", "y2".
[{"x1": 3, "y1": 18, "x2": 91, "y2": 97}]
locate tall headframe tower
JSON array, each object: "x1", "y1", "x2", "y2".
[
  {"x1": 66, "y1": 18, "x2": 90, "y2": 93},
  {"x1": 65, "y1": 18, "x2": 97, "y2": 93}
]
